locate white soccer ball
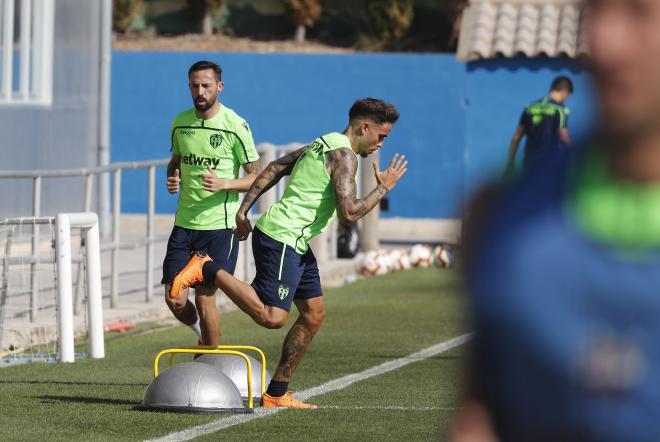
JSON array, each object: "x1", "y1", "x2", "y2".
[
  {"x1": 389, "y1": 249, "x2": 412, "y2": 272},
  {"x1": 409, "y1": 244, "x2": 433, "y2": 268},
  {"x1": 399, "y1": 252, "x2": 412, "y2": 270},
  {"x1": 374, "y1": 250, "x2": 392, "y2": 275},
  {"x1": 359, "y1": 250, "x2": 380, "y2": 276},
  {"x1": 433, "y1": 244, "x2": 455, "y2": 269},
  {"x1": 388, "y1": 249, "x2": 403, "y2": 272}
]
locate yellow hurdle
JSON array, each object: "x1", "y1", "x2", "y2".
[{"x1": 152, "y1": 345, "x2": 267, "y2": 409}]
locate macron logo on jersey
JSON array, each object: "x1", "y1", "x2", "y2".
[{"x1": 182, "y1": 153, "x2": 220, "y2": 169}]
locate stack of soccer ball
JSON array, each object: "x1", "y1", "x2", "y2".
[{"x1": 358, "y1": 243, "x2": 454, "y2": 276}]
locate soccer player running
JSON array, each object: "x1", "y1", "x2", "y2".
[
  {"x1": 163, "y1": 61, "x2": 260, "y2": 348},
  {"x1": 505, "y1": 76, "x2": 574, "y2": 175},
  {"x1": 171, "y1": 98, "x2": 407, "y2": 408}
]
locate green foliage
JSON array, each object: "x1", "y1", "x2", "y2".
[
  {"x1": 283, "y1": 0, "x2": 323, "y2": 27},
  {"x1": 187, "y1": 0, "x2": 227, "y2": 34},
  {"x1": 366, "y1": 0, "x2": 414, "y2": 43},
  {"x1": 213, "y1": 3, "x2": 231, "y2": 33},
  {"x1": 112, "y1": 0, "x2": 145, "y2": 33},
  {"x1": 205, "y1": 0, "x2": 225, "y2": 15}
]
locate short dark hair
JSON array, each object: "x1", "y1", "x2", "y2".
[
  {"x1": 188, "y1": 60, "x2": 222, "y2": 82},
  {"x1": 349, "y1": 98, "x2": 399, "y2": 125},
  {"x1": 550, "y1": 76, "x2": 574, "y2": 93}
]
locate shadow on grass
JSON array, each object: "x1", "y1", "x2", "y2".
[
  {"x1": 38, "y1": 394, "x2": 138, "y2": 406},
  {"x1": 0, "y1": 379, "x2": 147, "y2": 387}
]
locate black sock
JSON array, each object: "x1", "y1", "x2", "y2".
[
  {"x1": 202, "y1": 261, "x2": 222, "y2": 284},
  {"x1": 266, "y1": 380, "x2": 288, "y2": 397}
]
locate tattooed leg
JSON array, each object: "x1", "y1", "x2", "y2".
[{"x1": 272, "y1": 297, "x2": 326, "y2": 382}]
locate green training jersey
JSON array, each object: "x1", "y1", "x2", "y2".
[
  {"x1": 171, "y1": 105, "x2": 259, "y2": 230},
  {"x1": 256, "y1": 132, "x2": 354, "y2": 254}
]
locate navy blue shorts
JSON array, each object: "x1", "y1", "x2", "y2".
[
  {"x1": 250, "y1": 227, "x2": 322, "y2": 312},
  {"x1": 162, "y1": 226, "x2": 239, "y2": 286}
]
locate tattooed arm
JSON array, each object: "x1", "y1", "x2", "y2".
[
  {"x1": 199, "y1": 160, "x2": 262, "y2": 193},
  {"x1": 328, "y1": 148, "x2": 408, "y2": 225},
  {"x1": 234, "y1": 146, "x2": 307, "y2": 240}
]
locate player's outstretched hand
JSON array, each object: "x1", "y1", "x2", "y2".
[
  {"x1": 200, "y1": 164, "x2": 227, "y2": 192},
  {"x1": 373, "y1": 153, "x2": 408, "y2": 191},
  {"x1": 235, "y1": 212, "x2": 253, "y2": 241},
  {"x1": 167, "y1": 169, "x2": 180, "y2": 194}
]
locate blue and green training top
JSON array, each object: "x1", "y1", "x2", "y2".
[{"x1": 519, "y1": 96, "x2": 570, "y2": 163}]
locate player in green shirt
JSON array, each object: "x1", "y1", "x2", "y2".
[
  {"x1": 163, "y1": 60, "x2": 260, "y2": 348},
  {"x1": 170, "y1": 98, "x2": 407, "y2": 408}
]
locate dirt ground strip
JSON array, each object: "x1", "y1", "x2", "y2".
[{"x1": 113, "y1": 33, "x2": 354, "y2": 53}]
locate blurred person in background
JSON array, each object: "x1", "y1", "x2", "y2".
[
  {"x1": 451, "y1": 0, "x2": 660, "y2": 440},
  {"x1": 505, "y1": 76, "x2": 573, "y2": 176}
]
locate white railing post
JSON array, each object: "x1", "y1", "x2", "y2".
[
  {"x1": 74, "y1": 174, "x2": 94, "y2": 314},
  {"x1": 359, "y1": 151, "x2": 381, "y2": 251},
  {"x1": 329, "y1": 218, "x2": 338, "y2": 260},
  {"x1": 111, "y1": 168, "x2": 121, "y2": 308},
  {"x1": 30, "y1": 176, "x2": 40, "y2": 322},
  {"x1": 146, "y1": 166, "x2": 155, "y2": 302},
  {"x1": 256, "y1": 143, "x2": 277, "y2": 214}
]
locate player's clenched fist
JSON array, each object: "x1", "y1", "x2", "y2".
[
  {"x1": 235, "y1": 211, "x2": 253, "y2": 241},
  {"x1": 373, "y1": 153, "x2": 408, "y2": 191},
  {"x1": 167, "y1": 169, "x2": 180, "y2": 194}
]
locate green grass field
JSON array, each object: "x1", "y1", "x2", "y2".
[{"x1": 0, "y1": 268, "x2": 467, "y2": 441}]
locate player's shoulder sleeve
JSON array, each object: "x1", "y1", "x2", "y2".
[
  {"x1": 319, "y1": 132, "x2": 351, "y2": 152},
  {"x1": 170, "y1": 109, "x2": 194, "y2": 154},
  {"x1": 170, "y1": 116, "x2": 181, "y2": 155},
  {"x1": 227, "y1": 109, "x2": 259, "y2": 164},
  {"x1": 556, "y1": 105, "x2": 569, "y2": 129}
]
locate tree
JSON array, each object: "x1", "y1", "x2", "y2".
[
  {"x1": 366, "y1": 0, "x2": 414, "y2": 44},
  {"x1": 113, "y1": 0, "x2": 145, "y2": 33},
  {"x1": 448, "y1": 0, "x2": 469, "y2": 51},
  {"x1": 188, "y1": 0, "x2": 225, "y2": 36},
  {"x1": 283, "y1": 0, "x2": 323, "y2": 43}
]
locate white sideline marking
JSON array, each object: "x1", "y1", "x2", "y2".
[{"x1": 145, "y1": 334, "x2": 471, "y2": 442}]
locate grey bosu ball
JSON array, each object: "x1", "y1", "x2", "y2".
[
  {"x1": 196, "y1": 353, "x2": 272, "y2": 399},
  {"x1": 137, "y1": 362, "x2": 251, "y2": 413}
]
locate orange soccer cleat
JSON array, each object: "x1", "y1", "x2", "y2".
[
  {"x1": 262, "y1": 392, "x2": 317, "y2": 409},
  {"x1": 169, "y1": 252, "x2": 212, "y2": 299}
]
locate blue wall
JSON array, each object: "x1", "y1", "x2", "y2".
[
  {"x1": 112, "y1": 52, "x2": 466, "y2": 218},
  {"x1": 111, "y1": 52, "x2": 596, "y2": 218}
]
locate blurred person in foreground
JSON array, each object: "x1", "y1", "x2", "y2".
[
  {"x1": 451, "y1": 0, "x2": 660, "y2": 441},
  {"x1": 505, "y1": 76, "x2": 574, "y2": 176}
]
